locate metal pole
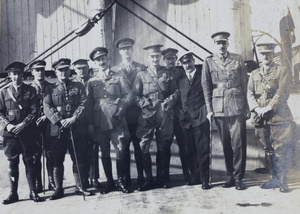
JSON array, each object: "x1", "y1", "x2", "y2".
[
  {"x1": 209, "y1": 120, "x2": 213, "y2": 186},
  {"x1": 70, "y1": 126, "x2": 85, "y2": 201},
  {"x1": 131, "y1": 0, "x2": 212, "y2": 54},
  {"x1": 117, "y1": 1, "x2": 203, "y2": 62}
]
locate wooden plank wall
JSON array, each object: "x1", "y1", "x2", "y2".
[{"x1": 0, "y1": 0, "x2": 110, "y2": 72}]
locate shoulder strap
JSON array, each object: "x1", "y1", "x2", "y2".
[{"x1": 7, "y1": 87, "x2": 23, "y2": 110}]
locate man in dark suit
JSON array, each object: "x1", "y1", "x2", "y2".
[
  {"x1": 177, "y1": 52, "x2": 211, "y2": 189},
  {"x1": 86, "y1": 47, "x2": 133, "y2": 194},
  {"x1": 112, "y1": 38, "x2": 145, "y2": 187},
  {"x1": 0, "y1": 62, "x2": 43, "y2": 204},
  {"x1": 29, "y1": 60, "x2": 55, "y2": 192},
  {"x1": 201, "y1": 31, "x2": 250, "y2": 190},
  {"x1": 44, "y1": 58, "x2": 90, "y2": 200}
]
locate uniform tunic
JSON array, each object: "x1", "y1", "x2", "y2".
[
  {"x1": 0, "y1": 83, "x2": 38, "y2": 168},
  {"x1": 86, "y1": 69, "x2": 132, "y2": 158},
  {"x1": 43, "y1": 80, "x2": 87, "y2": 168},
  {"x1": 132, "y1": 66, "x2": 178, "y2": 153},
  {"x1": 201, "y1": 52, "x2": 248, "y2": 180}
]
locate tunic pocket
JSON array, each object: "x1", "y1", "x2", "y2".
[
  {"x1": 232, "y1": 91, "x2": 246, "y2": 112},
  {"x1": 212, "y1": 89, "x2": 224, "y2": 113}
]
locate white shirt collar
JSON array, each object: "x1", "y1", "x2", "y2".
[{"x1": 186, "y1": 69, "x2": 196, "y2": 79}]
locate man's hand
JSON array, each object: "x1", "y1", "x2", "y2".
[
  {"x1": 245, "y1": 109, "x2": 251, "y2": 120},
  {"x1": 36, "y1": 115, "x2": 47, "y2": 126},
  {"x1": 161, "y1": 100, "x2": 169, "y2": 111},
  {"x1": 255, "y1": 106, "x2": 271, "y2": 118},
  {"x1": 206, "y1": 112, "x2": 214, "y2": 123},
  {"x1": 6, "y1": 124, "x2": 16, "y2": 133},
  {"x1": 60, "y1": 116, "x2": 77, "y2": 128},
  {"x1": 12, "y1": 122, "x2": 26, "y2": 135},
  {"x1": 87, "y1": 124, "x2": 94, "y2": 135}
]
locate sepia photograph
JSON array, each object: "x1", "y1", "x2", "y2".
[{"x1": 0, "y1": 0, "x2": 299, "y2": 213}]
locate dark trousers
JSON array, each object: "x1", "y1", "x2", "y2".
[
  {"x1": 215, "y1": 115, "x2": 247, "y2": 180},
  {"x1": 84, "y1": 136, "x2": 100, "y2": 180},
  {"x1": 184, "y1": 120, "x2": 210, "y2": 183}
]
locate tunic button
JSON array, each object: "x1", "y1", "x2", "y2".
[
  {"x1": 104, "y1": 87, "x2": 106, "y2": 90},
  {"x1": 104, "y1": 95, "x2": 107, "y2": 98}
]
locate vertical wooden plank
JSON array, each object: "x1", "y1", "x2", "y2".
[
  {"x1": 77, "y1": 0, "x2": 88, "y2": 60},
  {"x1": 7, "y1": 0, "x2": 16, "y2": 63},
  {"x1": 63, "y1": 0, "x2": 73, "y2": 59},
  {"x1": 42, "y1": 0, "x2": 52, "y2": 67},
  {"x1": 21, "y1": 0, "x2": 30, "y2": 63},
  {"x1": 49, "y1": 0, "x2": 59, "y2": 67},
  {"x1": 56, "y1": 0, "x2": 66, "y2": 58},
  {"x1": 132, "y1": 0, "x2": 144, "y2": 64},
  {"x1": 35, "y1": 0, "x2": 44, "y2": 60},
  {"x1": 1, "y1": 0, "x2": 9, "y2": 70},
  {"x1": 14, "y1": 0, "x2": 23, "y2": 62},
  {"x1": 28, "y1": 0, "x2": 37, "y2": 62},
  {"x1": 71, "y1": 0, "x2": 81, "y2": 61},
  {"x1": 181, "y1": 0, "x2": 190, "y2": 53}
]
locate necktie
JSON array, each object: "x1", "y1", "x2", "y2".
[{"x1": 189, "y1": 73, "x2": 192, "y2": 82}]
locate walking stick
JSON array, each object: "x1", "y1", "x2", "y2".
[
  {"x1": 70, "y1": 125, "x2": 85, "y2": 201},
  {"x1": 209, "y1": 119, "x2": 213, "y2": 186},
  {"x1": 40, "y1": 132, "x2": 46, "y2": 194}
]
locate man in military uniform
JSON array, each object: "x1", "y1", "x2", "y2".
[
  {"x1": 86, "y1": 47, "x2": 133, "y2": 194},
  {"x1": 177, "y1": 52, "x2": 211, "y2": 190},
  {"x1": 72, "y1": 59, "x2": 101, "y2": 189},
  {"x1": 0, "y1": 62, "x2": 43, "y2": 204},
  {"x1": 113, "y1": 38, "x2": 145, "y2": 187},
  {"x1": 201, "y1": 32, "x2": 249, "y2": 190},
  {"x1": 161, "y1": 48, "x2": 190, "y2": 184},
  {"x1": 29, "y1": 60, "x2": 55, "y2": 192},
  {"x1": 248, "y1": 43, "x2": 295, "y2": 192},
  {"x1": 132, "y1": 45, "x2": 178, "y2": 191},
  {"x1": 43, "y1": 58, "x2": 90, "y2": 200}
]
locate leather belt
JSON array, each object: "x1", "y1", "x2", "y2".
[
  {"x1": 56, "y1": 105, "x2": 72, "y2": 112},
  {"x1": 146, "y1": 92, "x2": 164, "y2": 100},
  {"x1": 213, "y1": 81, "x2": 240, "y2": 89},
  {"x1": 7, "y1": 109, "x2": 20, "y2": 116}
]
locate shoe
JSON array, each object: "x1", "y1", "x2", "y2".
[
  {"x1": 49, "y1": 189, "x2": 64, "y2": 200},
  {"x1": 100, "y1": 181, "x2": 116, "y2": 194},
  {"x1": 138, "y1": 180, "x2": 155, "y2": 192},
  {"x1": 91, "y1": 179, "x2": 102, "y2": 189},
  {"x1": 260, "y1": 179, "x2": 280, "y2": 189},
  {"x1": 2, "y1": 192, "x2": 19, "y2": 205},
  {"x1": 48, "y1": 177, "x2": 56, "y2": 191},
  {"x1": 116, "y1": 180, "x2": 130, "y2": 193},
  {"x1": 279, "y1": 181, "x2": 289, "y2": 193},
  {"x1": 29, "y1": 191, "x2": 44, "y2": 202},
  {"x1": 75, "y1": 187, "x2": 91, "y2": 196},
  {"x1": 222, "y1": 178, "x2": 235, "y2": 188},
  {"x1": 235, "y1": 180, "x2": 246, "y2": 190},
  {"x1": 202, "y1": 182, "x2": 212, "y2": 190}
]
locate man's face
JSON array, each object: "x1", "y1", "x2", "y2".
[
  {"x1": 119, "y1": 46, "x2": 133, "y2": 60},
  {"x1": 31, "y1": 68, "x2": 45, "y2": 81},
  {"x1": 259, "y1": 52, "x2": 274, "y2": 66},
  {"x1": 214, "y1": 41, "x2": 229, "y2": 55},
  {"x1": 147, "y1": 54, "x2": 161, "y2": 67},
  {"x1": 94, "y1": 55, "x2": 109, "y2": 71},
  {"x1": 181, "y1": 58, "x2": 195, "y2": 73},
  {"x1": 74, "y1": 65, "x2": 89, "y2": 79},
  {"x1": 55, "y1": 67, "x2": 70, "y2": 82},
  {"x1": 9, "y1": 71, "x2": 23, "y2": 86},
  {"x1": 163, "y1": 56, "x2": 177, "y2": 70}
]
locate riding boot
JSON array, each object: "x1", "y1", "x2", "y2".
[
  {"x1": 279, "y1": 155, "x2": 289, "y2": 193},
  {"x1": 116, "y1": 158, "x2": 130, "y2": 193},
  {"x1": 35, "y1": 159, "x2": 43, "y2": 193},
  {"x1": 156, "y1": 143, "x2": 169, "y2": 188},
  {"x1": 3, "y1": 169, "x2": 19, "y2": 205},
  {"x1": 124, "y1": 146, "x2": 132, "y2": 187},
  {"x1": 100, "y1": 157, "x2": 116, "y2": 194},
  {"x1": 26, "y1": 168, "x2": 43, "y2": 202},
  {"x1": 49, "y1": 167, "x2": 64, "y2": 200},
  {"x1": 134, "y1": 149, "x2": 145, "y2": 186},
  {"x1": 138, "y1": 153, "x2": 154, "y2": 191},
  {"x1": 74, "y1": 164, "x2": 91, "y2": 196},
  {"x1": 260, "y1": 152, "x2": 280, "y2": 189},
  {"x1": 255, "y1": 151, "x2": 271, "y2": 174}
]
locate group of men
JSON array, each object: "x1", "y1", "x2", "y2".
[{"x1": 0, "y1": 31, "x2": 295, "y2": 205}]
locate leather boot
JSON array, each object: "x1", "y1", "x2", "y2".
[
  {"x1": 138, "y1": 153, "x2": 154, "y2": 191},
  {"x1": 100, "y1": 157, "x2": 116, "y2": 194},
  {"x1": 3, "y1": 169, "x2": 19, "y2": 205},
  {"x1": 260, "y1": 152, "x2": 280, "y2": 189},
  {"x1": 49, "y1": 167, "x2": 64, "y2": 200},
  {"x1": 90, "y1": 179, "x2": 102, "y2": 189},
  {"x1": 48, "y1": 176, "x2": 56, "y2": 191},
  {"x1": 124, "y1": 146, "x2": 132, "y2": 187},
  {"x1": 255, "y1": 151, "x2": 271, "y2": 174},
  {"x1": 280, "y1": 174, "x2": 289, "y2": 193},
  {"x1": 133, "y1": 138, "x2": 145, "y2": 186},
  {"x1": 26, "y1": 168, "x2": 43, "y2": 202},
  {"x1": 35, "y1": 159, "x2": 43, "y2": 193},
  {"x1": 74, "y1": 165, "x2": 91, "y2": 196},
  {"x1": 156, "y1": 145, "x2": 169, "y2": 189},
  {"x1": 116, "y1": 159, "x2": 130, "y2": 193},
  {"x1": 46, "y1": 153, "x2": 55, "y2": 190}
]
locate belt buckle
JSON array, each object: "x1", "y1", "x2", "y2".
[
  {"x1": 225, "y1": 82, "x2": 231, "y2": 89},
  {"x1": 15, "y1": 109, "x2": 20, "y2": 116},
  {"x1": 66, "y1": 104, "x2": 71, "y2": 112}
]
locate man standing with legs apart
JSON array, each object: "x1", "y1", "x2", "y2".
[
  {"x1": 87, "y1": 47, "x2": 133, "y2": 194},
  {"x1": 248, "y1": 43, "x2": 295, "y2": 192},
  {"x1": 161, "y1": 48, "x2": 190, "y2": 184},
  {"x1": 29, "y1": 60, "x2": 56, "y2": 192},
  {"x1": 177, "y1": 52, "x2": 211, "y2": 190},
  {"x1": 113, "y1": 38, "x2": 145, "y2": 187},
  {"x1": 44, "y1": 58, "x2": 91, "y2": 200},
  {"x1": 0, "y1": 62, "x2": 43, "y2": 204},
  {"x1": 72, "y1": 59, "x2": 101, "y2": 189},
  {"x1": 132, "y1": 44, "x2": 178, "y2": 191},
  {"x1": 202, "y1": 32, "x2": 250, "y2": 190}
]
